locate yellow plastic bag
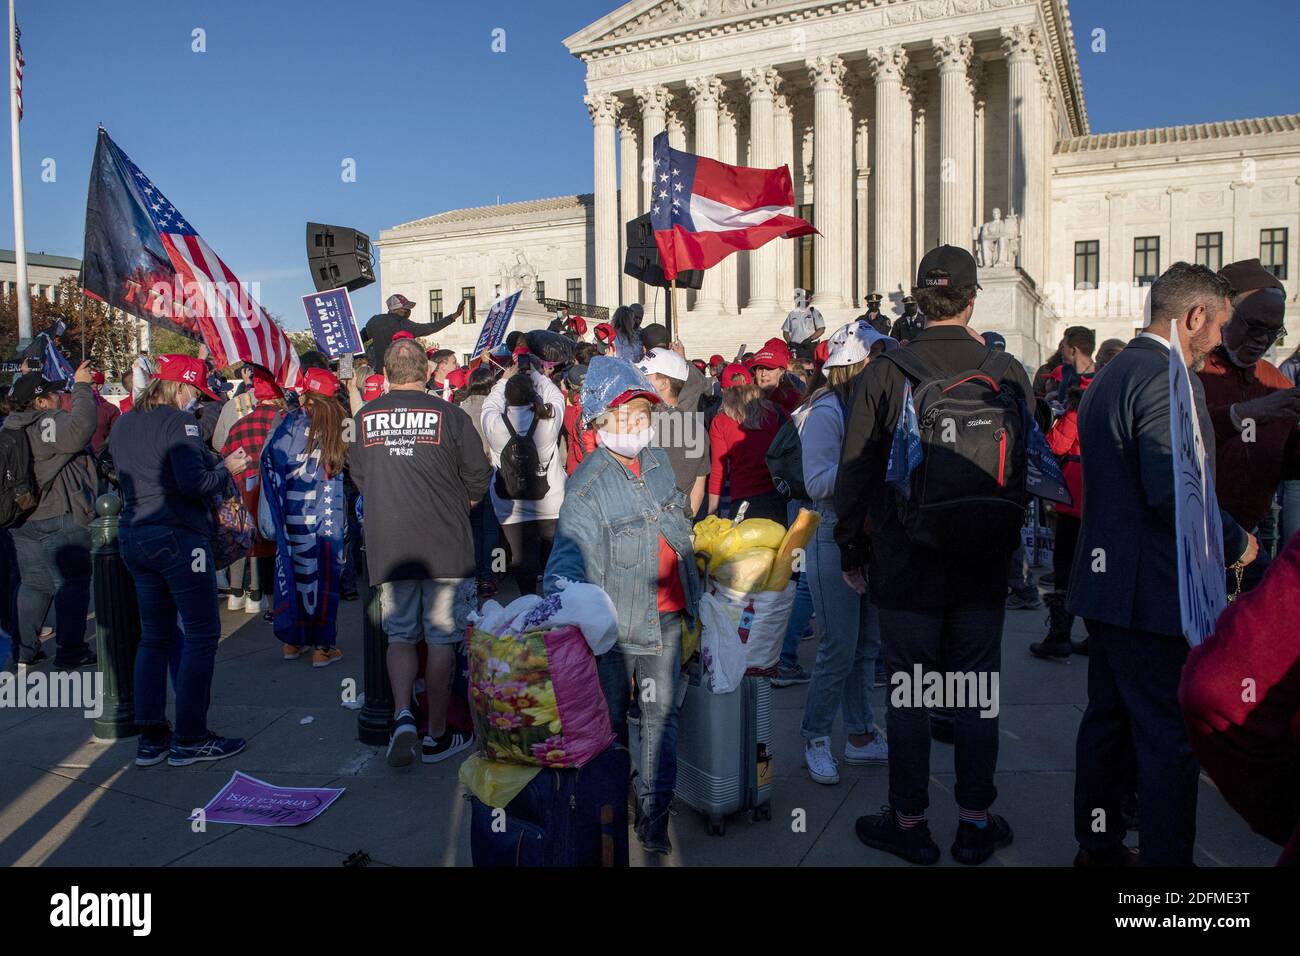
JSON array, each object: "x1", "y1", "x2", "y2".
[
  {"x1": 458, "y1": 753, "x2": 542, "y2": 808},
  {"x1": 711, "y1": 518, "x2": 786, "y2": 571},
  {"x1": 713, "y1": 546, "x2": 777, "y2": 592},
  {"x1": 692, "y1": 515, "x2": 730, "y2": 558},
  {"x1": 681, "y1": 614, "x2": 701, "y2": 663}
]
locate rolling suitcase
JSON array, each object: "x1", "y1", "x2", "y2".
[
  {"x1": 674, "y1": 661, "x2": 773, "y2": 835},
  {"x1": 468, "y1": 744, "x2": 630, "y2": 867}
]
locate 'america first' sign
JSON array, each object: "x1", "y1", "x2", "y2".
[
  {"x1": 1169, "y1": 321, "x2": 1227, "y2": 646},
  {"x1": 301, "y1": 287, "x2": 361, "y2": 358}
]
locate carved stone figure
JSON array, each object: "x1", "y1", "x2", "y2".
[{"x1": 974, "y1": 208, "x2": 1004, "y2": 267}]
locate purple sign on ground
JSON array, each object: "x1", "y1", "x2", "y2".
[{"x1": 191, "y1": 772, "x2": 344, "y2": 827}]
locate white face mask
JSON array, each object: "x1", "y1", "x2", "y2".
[{"x1": 599, "y1": 426, "x2": 653, "y2": 458}]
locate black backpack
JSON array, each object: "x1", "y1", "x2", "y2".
[
  {"x1": 0, "y1": 421, "x2": 72, "y2": 529},
  {"x1": 767, "y1": 394, "x2": 843, "y2": 501},
  {"x1": 880, "y1": 348, "x2": 1028, "y2": 556},
  {"x1": 494, "y1": 414, "x2": 551, "y2": 501}
]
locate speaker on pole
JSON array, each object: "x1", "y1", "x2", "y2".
[
  {"x1": 623, "y1": 214, "x2": 703, "y2": 290},
  {"x1": 306, "y1": 222, "x2": 376, "y2": 292}
]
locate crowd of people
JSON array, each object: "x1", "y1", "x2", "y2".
[{"x1": 2, "y1": 248, "x2": 1298, "y2": 866}]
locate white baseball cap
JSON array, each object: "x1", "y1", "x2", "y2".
[
  {"x1": 823, "y1": 320, "x2": 894, "y2": 368},
  {"x1": 637, "y1": 347, "x2": 690, "y2": 382}
]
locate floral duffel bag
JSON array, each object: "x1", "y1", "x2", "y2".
[{"x1": 468, "y1": 586, "x2": 618, "y2": 769}]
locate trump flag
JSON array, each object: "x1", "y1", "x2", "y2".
[
  {"x1": 650, "y1": 132, "x2": 815, "y2": 280},
  {"x1": 82, "y1": 128, "x2": 300, "y2": 386}
]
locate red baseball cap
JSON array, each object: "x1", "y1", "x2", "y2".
[
  {"x1": 362, "y1": 373, "x2": 386, "y2": 402},
  {"x1": 298, "y1": 366, "x2": 340, "y2": 396},
  {"x1": 251, "y1": 365, "x2": 284, "y2": 401},
  {"x1": 813, "y1": 339, "x2": 830, "y2": 367},
  {"x1": 90, "y1": 370, "x2": 106, "y2": 386},
  {"x1": 391, "y1": 330, "x2": 415, "y2": 342},
  {"x1": 750, "y1": 339, "x2": 790, "y2": 370},
  {"x1": 569, "y1": 316, "x2": 588, "y2": 337},
  {"x1": 691, "y1": 359, "x2": 707, "y2": 373},
  {"x1": 719, "y1": 363, "x2": 753, "y2": 388},
  {"x1": 608, "y1": 388, "x2": 661, "y2": 410},
  {"x1": 594, "y1": 322, "x2": 615, "y2": 343},
  {"x1": 155, "y1": 354, "x2": 219, "y2": 400},
  {"x1": 708, "y1": 354, "x2": 725, "y2": 369},
  {"x1": 446, "y1": 367, "x2": 470, "y2": 391}
]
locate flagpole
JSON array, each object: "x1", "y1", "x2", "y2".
[
  {"x1": 669, "y1": 277, "x2": 678, "y2": 341},
  {"x1": 8, "y1": 0, "x2": 29, "y2": 346}
]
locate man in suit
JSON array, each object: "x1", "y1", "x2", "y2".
[{"x1": 1068, "y1": 261, "x2": 1257, "y2": 866}]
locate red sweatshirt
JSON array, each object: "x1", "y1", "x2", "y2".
[
  {"x1": 1180, "y1": 535, "x2": 1300, "y2": 865},
  {"x1": 708, "y1": 407, "x2": 783, "y2": 498},
  {"x1": 1046, "y1": 409, "x2": 1082, "y2": 519}
]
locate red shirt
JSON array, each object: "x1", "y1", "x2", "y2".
[
  {"x1": 1046, "y1": 409, "x2": 1083, "y2": 519},
  {"x1": 627, "y1": 458, "x2": 686, "y2": 613},
  {"x1": 1198, "y1": 348, "x2": 1300, "y2": 530},
  {"x1": 708, "y1": 407, "x2": 783, "y2": 498},
  {"x1": 563, "y1": 402, "x2": 598, "y2": 475}
]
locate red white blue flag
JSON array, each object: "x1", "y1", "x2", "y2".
[
  {"x1": 650, "y1": 131, "x2": 815, "y2": 280},
  {"x1": 82, "y1": 128, "x2": 300, "y2": 386}
]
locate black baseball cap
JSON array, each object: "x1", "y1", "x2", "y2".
[
  {"x1": 8, "y1": 372, "x2": 60, "y2": 405},
  {"x1": 916, "y1": 245, "x2": 982, "y2": 291}
]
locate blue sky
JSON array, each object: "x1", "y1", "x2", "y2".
[{"x1": 4, "y1": 0, "x2": 1297, "y2": 330}]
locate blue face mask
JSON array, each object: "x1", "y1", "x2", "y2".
[{"x1": 183, "y1": 396, "x2": 199, "y2": 412}]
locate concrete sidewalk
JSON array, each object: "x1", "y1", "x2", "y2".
[{"x1": 0, "y1": 589, "x2": 1278, "y2": 867}]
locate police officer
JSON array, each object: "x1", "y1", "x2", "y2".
[
  {"x1": 862, "y1": 292, "x2": 891, "y2": 336},
  {"x1": 890, "y1": 294, "x2": 925, "y2": 343}
]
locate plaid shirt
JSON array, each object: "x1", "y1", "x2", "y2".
[{"x1": 222, "y1": 402, "x2": 282, "y2": 556}]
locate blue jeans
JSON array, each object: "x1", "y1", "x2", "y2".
[
  {"x1": 598, "y1": 612, "x2": 683, "y2": 820},
  {"x1": 120, "y1": 523, "x2": 221, "y2": 743},
  {"x1": 9, "y1": 514, "x2": 93, "y2": 664},
  {"x1": 801, "y1": 501, "x2": 880, "y2": 739},
  {"x1": 779, "y1": 499, "x2": 814, "y2": 669},
  {"x1": 470, "y1": 498, "x2": 500, "y2": 580}
]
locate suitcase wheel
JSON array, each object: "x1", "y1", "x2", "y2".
[
  {"x1": 707, "y1": 817, "x2": 726, "y2": 836},
  {"x1": 752, "y1": 802, "x2": 772, "y2": 822}
]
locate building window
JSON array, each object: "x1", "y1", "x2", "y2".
[
  {"x1": 566, "y1": 278, "x2": 582, "y2": 303},
  {"x1": 1195, "y1": 232, "x2": 1223, "y2": 273},
  {"x1": 429, "y1": 289, "x2": 443, "y2": 320},
  {"x1": 1073, "y1": 240, "x2": 1099, "y2": 290},
  {"x1": 461, "y1": 287, "x2": 476, "y2": 324},
  {"x1": 1133, "y1": 236, "x2": 1160, "y2": 286},
  {"x1": 463, "y1": 353, "x2": 473, "y2": 366},
  {"x1": 796, "y1": 203, "x2": 815, "y2": 295},
  {"x1": 1261, "y1": 227, "x2": 1288, "y2": 280},
  {"x1": 535, "y1": 280, "x2": 545, "y2": 302}
]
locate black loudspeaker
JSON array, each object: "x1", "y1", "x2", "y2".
[
  {"x1": 623, "y1": 214, "x2": 703, "y2": 290},
  {"x1": 306, "y1": 222, "x2": 375, "y2": 292}
]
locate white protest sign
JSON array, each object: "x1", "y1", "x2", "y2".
[{"x1": 1168, "y1": 321, "x2": 1227, "y2": 646}]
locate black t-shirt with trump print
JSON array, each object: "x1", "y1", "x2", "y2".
[{"x1": 348, "y1": 389, "x2": 490, "y2": 584}]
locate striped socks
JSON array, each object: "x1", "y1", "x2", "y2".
[
  {"x1": 959, "y1": 806, "x2": 989, "y2": 829},
  {"x1": 895, "y1": 809, "x2": 926, "y2": 830}
]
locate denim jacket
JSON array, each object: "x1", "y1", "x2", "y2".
[{"x1": 544, "y1": 444, "x2": 700, "y2": 654}]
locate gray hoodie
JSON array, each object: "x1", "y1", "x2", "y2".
[
  {"x1": 653, "y1": 363, "x2": 711, "y2": 500},
  {"x1": 2, "y1": 382, "x2": 98, "y2": 525}
]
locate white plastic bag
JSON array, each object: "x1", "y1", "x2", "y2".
[
  {"x1": 539, "y1": 579, "x2": 619, "y2": 654},
  {"x1": 710, "y1": 581, "x2": 797, "y2": 673},
  {"x1": 699, "y1": 592, "x2": 745, "y2": 694}
]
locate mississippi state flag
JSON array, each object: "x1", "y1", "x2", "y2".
[{"x1": 650, "y1": 132, "x2": 815, "y2": 280}]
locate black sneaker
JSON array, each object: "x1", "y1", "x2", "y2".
[
  {"x1": 951, "y1": 812, "x2": 1014, "y2": 865},
  {"x1": 53, "y1": 647, "x2": 97, "y2": 669},
  {"x1": 134, "y1": 733, "x2": 171, "y2": 770},
  {"x1": 15, "y1": 649, "x2": 49, "y2": 668},
  {"x1": 1071, "y1": 636, "x2": 1090, "y2": 655},
  {"x1": 1074, "y1": 844, "x2": 1138, "y2": 867},
  {"x1": 1029, "y1": 638, "x2": 1071, "y2": 661},
  {"x1": 386, "y1": 711, "x2": 418, "y2": 767},
  {"x1": 168, "y1": 733, "x2": 247, "y2": 767},
  {"x1": 855, "y1": 807, "x2": 941, "y2": 865},
  {"x1": 421, "y1": 729, "x2": 473, "y2": 764}
]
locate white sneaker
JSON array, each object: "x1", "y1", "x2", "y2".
[
  {"x1": 245, "y1": 595, "x2": 268, "y2": 614},
  {"x1": 227, "y1": 593, "x2": 246, "y2": 612},
  {"x1": 844, "y1": 727, "x2": 889, "y2": 765},
  {"x1": 804, "y1": 736, "x2": 840, "y2": 785}
]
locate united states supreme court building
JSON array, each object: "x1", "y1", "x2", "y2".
[{"x1": 377, "y1": 0, "x2": 1300, "y2": 366}]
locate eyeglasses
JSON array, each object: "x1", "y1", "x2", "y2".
[{"x1": 1241, "y1": 323, "x2": 1282, "y2": 345}]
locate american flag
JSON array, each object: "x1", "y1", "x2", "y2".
[
  {"x1": 13, "y1": 19, "x2": 22, "y2": 121},
  {"x1": 82, "y1": 129, "x2": 300, "y2": 386}
]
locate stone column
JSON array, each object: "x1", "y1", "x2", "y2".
[
  {"x1": 934, "y1": 34, "x2": 976, "y2": 249},
  {"x1": 973, "y1": 65, "x2": 986, "y2": 238},
  {"x1": 774, "y1": 88, "x2": 797, "y2": 306},
  {"x1": 618, "y1": 109, "x2": 641, "y2": 305},
  {"x1": 1167, "y1": 185, "x2": 1190, "y2": 264},
  {"x1": 667, "y1": 102, "x2": 688, "y2": 150},
  {"x1": 636, "y1": 85, "x2": 671, "y2": 159},
  {"x1": 743, "y1": 66, "x2": 783, "y2": 312},
  {"x1": 688, "y1": 76, "x2": 725, "y2": 313},
  {"x1": 1002, "y1": 25, "x2": 1046, "y2": 281},
  {"x1": 869, "y1": 45, "x2": 910, "y2": 298},
  {"x1": 910, "y1": 67, "x2": 928, "y2": 276},
  {"x1": 1105, "y1": 190, "x2": 1127, "y2": 317},
  {"x1": 1230, "y1": 180, "x2": 1255, "y2": 261},
  {"x1": 840, "y1": 74, "x2": 858, "y2": 306},
  {"x1": 855, "y1": 116, "x2": 871, "y2": 304},
  {"x1": 586, "y1": 93, "x2": 621, "y2": 312},
  {"x1": 807, "y1": 55, "x2": 848, "y2": 309},
  {"x1": 718, "y1": 92, "x2": 741, "y2": 314}
]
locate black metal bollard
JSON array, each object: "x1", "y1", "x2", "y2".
[
  {"x1": 357, "y1": 545, "x2": 393, "y2": 745},
  {"x1": 90, "y1": 493, "x2": 139, "y2": 739}
]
